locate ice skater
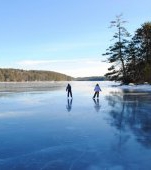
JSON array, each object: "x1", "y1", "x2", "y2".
[
  {"x1": 93, "y1": 83, "x2": 101, "y2": 98},
  {"x1": 66, "y1": 83, "x2": 72, "y2": 98}
]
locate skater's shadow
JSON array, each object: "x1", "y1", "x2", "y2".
[
  {"x1": 93, "y1": 98, "x2": 101, "y2": 112},
  {"x1": 66, "y1": 98, "x2": 73, "y2": 112}
]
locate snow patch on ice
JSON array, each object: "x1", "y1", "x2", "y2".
[{"x1": 119, "y1": 84, "x2": 151, "y2": 92}]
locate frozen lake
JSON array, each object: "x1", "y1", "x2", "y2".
[{"x1": 0, "y1": 81, "x2": 151, "y2": 170}]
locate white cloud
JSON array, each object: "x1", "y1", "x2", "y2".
[
  {"x1": 17, "y1": 58, "x2": 100, "y2": 67},
  {"x1": 16, "y1": 58, "x2": 110, "y2": 78}
]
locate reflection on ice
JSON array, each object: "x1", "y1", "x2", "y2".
[
  {"x1": 0, "y1": 81, "x2": 151, "y2": 170},
  {"x1": 66, "y1": 98, "x2": 73, "y2": 112},
  {"x1": 106, "y1": 90, "x2": 151, "y2": 149},
  {"x1": 93, "y1": 99, "x2": 101, "y2": 112}
]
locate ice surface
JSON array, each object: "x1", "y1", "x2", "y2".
[{"x1": 0, "y1": 81, "x2": 151, "y2": 170}]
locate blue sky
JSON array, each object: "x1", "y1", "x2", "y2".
[{"x1": 0, "y1": 0, "x2": 151, "y2": 77}]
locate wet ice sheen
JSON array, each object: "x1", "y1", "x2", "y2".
[{"x1": 0, "y1": 81, "x2": 151, "y2": 170}]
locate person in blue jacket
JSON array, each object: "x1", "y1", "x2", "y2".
[{"x1": 93, "y1": 84, "x2": 101, "y2": 98}]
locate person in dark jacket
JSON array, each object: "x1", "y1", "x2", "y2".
[{"x1": 66, "y1": 83, "x2": 72, "y2": 98}]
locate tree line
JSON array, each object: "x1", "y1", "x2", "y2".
[
  {"x1": 76, "y1": 76, "x2": 106, "y2": 81},
  {"x1": 103, "y1": 14, "x2": 151, "y2": 84},
  {"x1": 0, "y1": 68, "x2": 73, "y2": 82}
]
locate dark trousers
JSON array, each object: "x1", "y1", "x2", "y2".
[
  {"x1": 93, "y1": 91, "x2": 99, "y2": 98},
  {"x1": 67, "y1": 90, "x2": 72, "y2": 97}
]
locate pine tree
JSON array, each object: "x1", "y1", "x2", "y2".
[
  {"x1": 129, "y1": 22, "x2": 151, "y2": 83},
  {"x1": 103, "y1": 14, "x2": 131, "y2": 84}
]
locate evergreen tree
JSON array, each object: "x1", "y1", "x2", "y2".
[
  {"x1": 103, "y1": 14, "x2": 131, "y2": 83},
  {"x1": 128, "y1": 22, "x2": 151, "y2": 83}
]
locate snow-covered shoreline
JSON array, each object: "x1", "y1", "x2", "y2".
[{"x1": 111, "y1": 82, "x2": 151, "y2": 92}]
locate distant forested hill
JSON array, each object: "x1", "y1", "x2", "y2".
[
  {"x1": 0, "y1": 69, "x2": 73, "y2": 82},
  {"x1": 75, "y1": 76, "x2": 106, "y2": 81}
]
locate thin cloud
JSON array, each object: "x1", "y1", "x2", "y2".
[
  {"x1": 17, "y1": 58, "x2": 100, "y2": 66},
  {"x1": 16, "y1": 58, "x2": 109, "y2": 77}
]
